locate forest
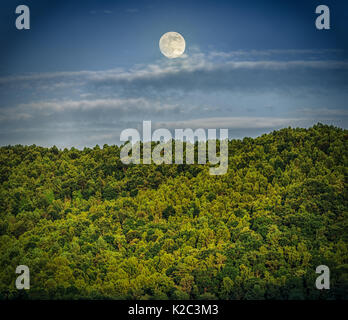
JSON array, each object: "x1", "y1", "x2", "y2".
[{"x1": 0, "y1": 124, "x2": 347, "y2": 299}]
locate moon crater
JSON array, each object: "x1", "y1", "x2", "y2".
[{"x1": 159, "y1": 32, "x2": 185, "y2": 59}]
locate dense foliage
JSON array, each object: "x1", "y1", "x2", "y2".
[{"x1": 0, "y1": 124, "x2": 347, "y2": 299}]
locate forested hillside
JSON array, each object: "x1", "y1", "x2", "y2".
[{"x1": 0, "y1": 124, "x2": 347, "y2": 299}]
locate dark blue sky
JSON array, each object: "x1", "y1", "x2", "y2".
[
  {"x1": 1, "y1": 0, "x2": 348, "y2": 74},
  {"x1": 0, "y1": 0, "x2": 347, "y2": 147}
]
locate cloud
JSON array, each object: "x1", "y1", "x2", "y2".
[
  {"x1": 155, "y1": 117, "x2": 304, "y2": 130},
  {"x1": 208, "y1": 49, "x2": 347, "y2": 59},
  {"x1": 0, "y1": 48, "x2": 347, "y2": 147},
  {"x1": 1, "y1": 49, "x2": 347, "y2": 96},
  {"x1": 89, "y1": 58, "x2": 348, "y2": 97},
  {"x1": 0, "y1": 98, "x2": 182, "y2": 122},
  {"x1": 296, "y1": 107, "x2": 348, "y2": 117},
  {"x1": 148, "y1": 116, "x2": 347, "y2": 142}
]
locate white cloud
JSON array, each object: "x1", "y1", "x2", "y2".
[
  {"x1": 1, "y1": 49, "x2": 347, "y2": 89},
  {"x1": 0, "y1": 98, "x2": 181, "y2": 122},
  {"x1": 0, "y1": 48, "x2": 347, "y2": 147}
]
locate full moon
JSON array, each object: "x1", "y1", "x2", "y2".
[{"x1": 159, "y1": 32, "x2": 186, "y2": 59}]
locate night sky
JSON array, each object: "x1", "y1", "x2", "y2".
[{"x1": 0, "y1": 0, "x2": 347, "y2": 148}]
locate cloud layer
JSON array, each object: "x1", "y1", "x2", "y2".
[{"x1": 0, "y1": 49, "x2": 347, "y2": 148}]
